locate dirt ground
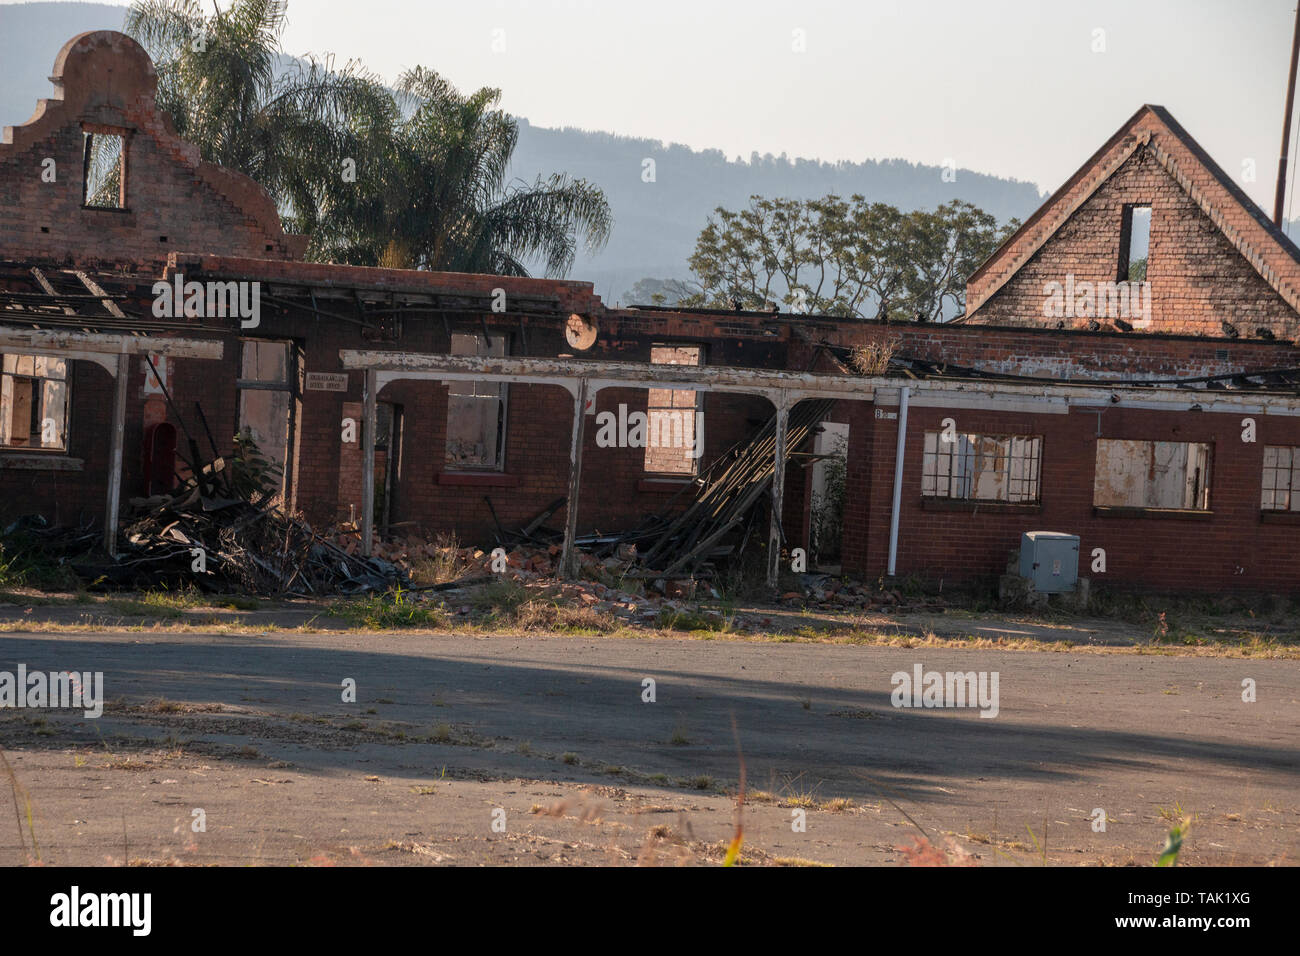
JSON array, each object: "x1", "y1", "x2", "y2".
[{"x1": 0, "y1": 601, "x2": 1296, "y2": 867}]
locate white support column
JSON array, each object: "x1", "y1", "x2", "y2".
[
  {"x1": 887, "y1": 386, "x2": 911, "y2": 578},
  {"x1": 560, "y1": 378, "x2": 589, "y2": 579},
  {"x1": 103, "y1": 352, "x2": 129, "y2": 556},
  {"x1": 361, "y1": 369, "x2": 377, "y2": 557},
  {"x1": 767, "y1": 394, "x2": 791, "y2": 590}
]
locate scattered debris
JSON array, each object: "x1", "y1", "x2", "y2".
[{"x1": 82, "y1": 442, "x2": 401, "y2": 596}]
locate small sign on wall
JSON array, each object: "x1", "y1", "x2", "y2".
[
  {"x1": 306, "y1": 372, "x2": 349, "y2": 392},
  {"x1": 142, "y1": 354, "x2": 169, "y2": 396}
]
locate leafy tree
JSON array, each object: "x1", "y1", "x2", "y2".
[
  {"x1": 684, "y1": 194, "x2": 1017, "y2": 320},
  {"x1": 904, "y1": 200, "x2": 1015, "y2": 321},
  {"x1": 622, "y1": 277, "x2": 696, "y2": 307}
]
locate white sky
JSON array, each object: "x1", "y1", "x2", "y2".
[{"x1": 9, "y1": 0, "x2": 1299, "y2": 209}]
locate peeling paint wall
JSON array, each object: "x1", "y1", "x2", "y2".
[{"x1": 1093, "y1": 439, "x2": 1211, "y2": 509}]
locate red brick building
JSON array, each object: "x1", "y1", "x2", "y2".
[{"x1": 3, "y1": 32, "x2": 1299, "y2": 595}]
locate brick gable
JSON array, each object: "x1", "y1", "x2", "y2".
[
  {"x1": 965, "y1": 106, "x2": 1300, "y2": 340},
  {"x1": 0, "y1": 31, "x2": 306, "y2": 271}
]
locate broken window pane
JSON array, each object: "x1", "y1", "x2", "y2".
[
  {"x1": 645, "y1": 345, "x2": 703, "y2": 475},
  {"x1": 236, "y1": 341, "x2": 293, "y2": 494},
  {"x1": 921, "y1": 431, "x2": 1041, "y2": 503},
  {"x1": 0, "y1": 352, "x2": 69, "y2": 451},
  {"x1": 445, "y1": 333, "x2": 507, "y2": 470},
  {"x1": 1262, "y1": 445, "x2": 1300, "y2": 512},
  {"x1": 238, "y1": 388, "x2": 291, "y2": 472},
  {"x1": 240, "y1": 340, "x2": 290, "y2": 385},
  {"x1": 1093, "y1": 439, "x2": 1211, "y2": 510}
]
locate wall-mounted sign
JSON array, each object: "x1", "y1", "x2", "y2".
[
  {"x1": 142, "y1": 354, "x2": 169, "y2": 396},
  {"x1": 306, "y1": 372, "x2": 349, "y2": 392}
]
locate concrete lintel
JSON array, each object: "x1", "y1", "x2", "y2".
[
  {"x1": 344, "y1": 350, "x2": 882, "y2": 397},
  {"x1": 1066, "y1": 396, "x2": 1282, "y2": 415},
  {"x1": 374, "y1": 368, "x2": 579, "y2": 397},
  {"x1": 0, "y1": 328, "x2": 223, "y2": 362},
  {"x1": 907, "y1": 393, "x2": 1072, "y2": 415},
  {"x1": 344, "y1": 350, "x2": 1300, "y2": 414}
]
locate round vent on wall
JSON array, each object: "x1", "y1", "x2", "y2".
[{"x1": 565, "y1": 313, "x2": 598, "y2": 350}]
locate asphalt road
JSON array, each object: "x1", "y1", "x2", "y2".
[{"x1": 1, "y1": 630, "x2": 1296, "y2": 865}]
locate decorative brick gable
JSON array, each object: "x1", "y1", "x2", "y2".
[{"x1": 0, "y1": 31, "x2": 306, "y2": 271}]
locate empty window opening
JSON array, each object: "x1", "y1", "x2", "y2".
[
  {"x1": 1119, "y1": 204, "x2": 1151, "y2": 282},
  {"x1": 236, "y1": 340, "x2": 293, "y2": 500},
  {"x1": 1262, "y1": 446, "x2": 1300, "y2": 512},
  {"x1": 1093, "y1": 439, "x2": 1211, "y2": 510},
  {"x1": 446, "y1": 333, "x2": 507, "y2": 471},
  {"x1": 810, "y1": 422, "x2": 849, "y2": 565},
  {"x1": 376, "y1": 402, "x2": 403, "y2": 532},
  {"x1": 82, "y1": 130, "x2": 126, "y2": 209},
  {"x1": 645, "y1": 345, "x2": 703, "y2": 476},
  {"x1": 0, "y1": 354, "x2": 68, "y2": 451},
  {"x1": 922, "y1": 432, "x2": 1042, "y2": 503}
]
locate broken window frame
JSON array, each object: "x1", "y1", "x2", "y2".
[
  {"x1": 921, "y1": 432, "x2": 1043, "y2": 503},
  {"x1": 1261, "y1": 445, "x2": 1300, "y2": 512},
  {"x1": 81, "y1": 125, "x2": 128, "y2": 211},
  {"x1": 235, "y1": 339, "x2": 296, "y2": 497},
  {"x1": 0, "y1": 353, "x2": 70, "y2": 453},
  {"x1": 1092, "y1": 438, "x2": 1212, "y2": 511},
  {"x1": 1118, "y1": 203, "x2": 1151, "y2": 283},
  {"x1": 444, "y1": 332, "x2": 509, "y2": 472},
  {"x1": 644, "y1": 344, "x2": 705, "y2": 477}
]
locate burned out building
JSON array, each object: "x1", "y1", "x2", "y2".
[{"x1": 3, "y1": 31, "x2": 1300, "y2": 595}]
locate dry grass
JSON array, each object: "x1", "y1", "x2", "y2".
[
  {"x1": 847, "y1": 341, "x2": 898, "y2": 376},
  {"x1": 1, "y1": 749, "x2": 40, "y2": 863},
  {"x1": 511, "y1": 598, "x2": 622, "y2": 634},
  {"x1": 407, "y1": 533, "x2": 467, "y2": 586}
]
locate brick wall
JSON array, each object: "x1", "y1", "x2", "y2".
[
  {"x1": 964, "y1": 107, "x2": 1300, "y2": 340},
  {"x1": 841, "y1": 401, "x2": 1300, "y2": 593},
  {"x1": 969, "y1": 148, "x2": 1293, "y2": 336},
  {"x1": 0, "y1": 32, "x2": 303, "y2": 271},
  {"x1": 813, "y1": 317, "x2": 1300, "y2": 380}
]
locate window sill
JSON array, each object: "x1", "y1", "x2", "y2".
[
  {"x1": 1092, "y1": 506, "x2": 1212, "y2": 520},
  {"x1": 921, "y1": 498, "x2": 1040, "y2": 514},
  {"x1": 638, "y1": 478, "x2": 696, "y2": 493},
  {"x1": 1260, "y1": 510, "x2": 1300, "y2": 525},
  {"x1": 436, "y1": 472, "x2": 519, "y2": 488},
  {"x1": 0, "y1": 454, "x2": 83, "y2": 471}
]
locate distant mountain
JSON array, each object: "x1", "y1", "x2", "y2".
[
  {"x1": 1, "y1": 2, "x2": 1057, "y2": 300},
  {"x1": 513, "y1": 120, "x2": 1050, "y2": 303}
]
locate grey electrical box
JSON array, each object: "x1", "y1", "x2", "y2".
[{"x1": 1018, "y1": 531, "x2": 1080, "y2": 593}]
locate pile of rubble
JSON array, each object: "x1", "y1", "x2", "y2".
[
  {"x1": 358, "y1": 531, "x2": 944, "y2": 623},
  {"x1": 88, "y1": 459, "x2": 402, "y2": 595},
  {"x1": 784, "y1": 574, "x2": 945, "y2": 612}
]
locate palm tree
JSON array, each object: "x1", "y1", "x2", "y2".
[
  {"x1": 303, "y1": 67, "x2": 612, "y2": 276},
  {"x1": 123, "y1": 0, "x2": 393, "y2": 224},
  {"x1": 124, "y1": 0, "x2": 611, "y2": 277}
]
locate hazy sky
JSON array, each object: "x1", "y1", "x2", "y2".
[{"x1": 7, "y1": 0, "x2": 1299, "y2": 209}]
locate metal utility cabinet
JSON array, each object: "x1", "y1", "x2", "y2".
[{"x1": 1018, "y1": 531, "x2": 1080, "y2": 593}]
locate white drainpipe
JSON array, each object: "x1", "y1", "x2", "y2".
[{"x1": 887, "y1": 386, "x2": 910, "y2": 578}]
